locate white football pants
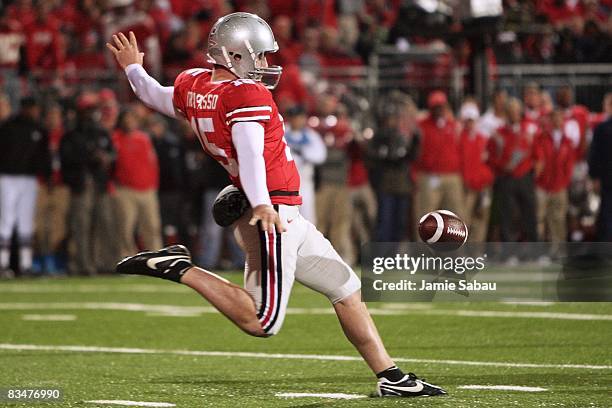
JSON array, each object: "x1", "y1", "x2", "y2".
[{"x1": 233, "y1": 204, "x2": 361, "y2": 335}]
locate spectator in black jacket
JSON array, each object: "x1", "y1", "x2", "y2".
[
  {"x1": 368, "y1": 105, "x2": 420, "y2": 242},
  {"x1": 146, "y1": 114, "x2": 187, "y2": 245},
  {"x1": 589, "y1": 93, "x2": 612, "y2": 241},
  {"x1": 0, "y1": 97, "x2": 50, "y2": 277},
  {"x1": 60, "y1": 92, "x2": 116, "y2": 275}
]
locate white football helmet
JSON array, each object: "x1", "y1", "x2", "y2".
[{"x1": 207, "y1": 12, "x2": 282, "y2": 89}]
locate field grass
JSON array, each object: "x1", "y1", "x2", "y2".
[{"x1": 0, "y1": 274, "x2": 610, "y2": 407}]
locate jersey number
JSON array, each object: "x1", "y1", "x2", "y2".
[{"x1": 190, "y1": 117, "x2": 239, "y2": 177}]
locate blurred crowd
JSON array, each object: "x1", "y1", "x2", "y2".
[
  {"x1": 499, "y1": 0, "x2": 612, "y2": 64},
  {"x1": 0, "y1": 84, "x2": 610, "y2": 278},
  {"x1": 0, "y1": 0, "x2": 611, "y2": 107},
  {"x1": 0, "y1": 0, "x2": 611, "y2": 277}
]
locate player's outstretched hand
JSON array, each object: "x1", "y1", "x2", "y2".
[
  {"x1": 106, "y1": 31, "x2": 144, "y2": 69},
  {"x1": 249, "y1": 204, "x2": 287, "y2": 233}
]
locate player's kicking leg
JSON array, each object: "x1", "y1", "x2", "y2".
[
  {"x1": 115, "y1": 244, "x2": 266, "y2": 337},
  {"x1": 334, "y1": 291, "x2": 446, "y2": 396},
  {"x1": 294, "y1": 221, "x2": 447, "y2": 397}
]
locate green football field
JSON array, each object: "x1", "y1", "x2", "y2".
[{"x1": 0, "y1": 275, "x2": 610, "y2": 407}]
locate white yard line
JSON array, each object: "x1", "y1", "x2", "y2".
[
  {"x1": 0, "y1": 302, "x2": 610, "y2": 321},
  {"x1": 379, "y1": 303, "x2": 434, "y2": 310},
  {"x1": 458, "y1": 385, "x2": 547, "y2": 392},
  {"x1": 442, "y1": 309, "x2": 612, "y2": 321},
  {"x1": 501, "y1": 301, "x2": 555, "y2": 306},
  {"x1": 0, "y1": 343, "x2": 610, "y2": 370},
  {"x1": 0, "y1": 284, "x2": 187, "y2": 293},
  {"x1": 21, "y1": 314, "x2": 77, "y2": 321},
  {"x1": 276, "y1": 392, "x2": 366, "y2": 399},
  {"x1": 0, "y1": 302, "x2": 217, "y2": 314},
  {"x1": 85, "y1": 400, "x2": 175, "y2": 407}
]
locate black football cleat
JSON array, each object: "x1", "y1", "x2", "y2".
[
  {"x1": 115, "y1": 245, "x2": 194, "y2": 283},
  {"x1": 377, "y1": 372, "x2": 447, "y2": 397}
]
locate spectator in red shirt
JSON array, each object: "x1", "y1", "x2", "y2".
[
  {"x1": 112, "y1": 109, "x2": 162, "y2": 258},
  {"x1": 459, "y1": 101, "x2": 494, "y2": 242},
  {"x1": 23, "y1": 1, "x2": 64, "y2": 77},
  {"x1": 488, "y1": 98, "x2": 538, "y2": 242},
  {"x1": 534, "y1": 109, "x2": 579, "y2": 244},
  {"x1": 415, "y1": 90, "x2": 465, "y2": 222}
]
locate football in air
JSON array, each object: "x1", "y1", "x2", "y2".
[{"x1": 418, "y1": 210, "x2": 468, "y2": 251}]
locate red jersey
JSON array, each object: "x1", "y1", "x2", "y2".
[
  {"x1": 488, "y1": 120, "x2": 537, "y2": 178},
  {"x1": 112, "y1": 130, "x2": 159, "y2": 191},
  {"x1": 173, "y1": 69, "x2": 301, "y2": 205},
  {"x1": 416, "y1": 116, "x2": 461, "y2": 174},
  {"x1": 534, "y1": 129, "x2": 577, "y2": 193}
]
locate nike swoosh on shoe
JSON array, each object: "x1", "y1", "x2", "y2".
[
  {"x1": 380, "y1": 382, "x2": 424, "y2": 393},
  {"x1": 146, "y1": 255, "x2": 190, "y2": 271}
]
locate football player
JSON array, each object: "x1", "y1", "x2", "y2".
[{"x1": 107, "y1": 13, "x2": 445, "y2": 397}]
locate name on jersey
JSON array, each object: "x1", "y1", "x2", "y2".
[{"x1": 187, "y1": 91, "x2": 218, "y2": 110}]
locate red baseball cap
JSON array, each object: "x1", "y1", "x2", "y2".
[{"x1": 427, "y1": 90, "x2": 448, "y2": 108}]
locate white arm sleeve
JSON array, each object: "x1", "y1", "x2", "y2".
[
  {"x1": 231, "y1": 121, "x2": 272, "y2": 208},
  {"x1": 125, "y1": 64, "x2": 176, "y2": 118}
]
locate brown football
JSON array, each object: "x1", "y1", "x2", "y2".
[{"x1": 418, "y1": 210, "x2": 468, "y2": 251}]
